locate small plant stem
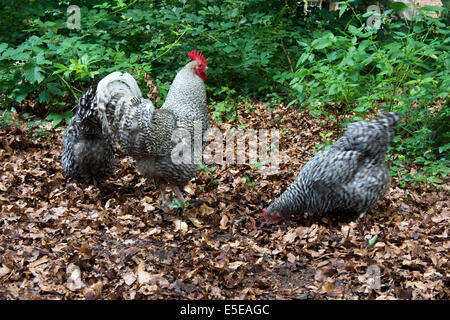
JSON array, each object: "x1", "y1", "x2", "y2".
[{"x1": 91, "y1": 0, "x2": 139, "y2": 27}]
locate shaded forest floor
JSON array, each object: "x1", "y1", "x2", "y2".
[{"x1": 0, "y1": 102, "x2": 448, "y2": 300}]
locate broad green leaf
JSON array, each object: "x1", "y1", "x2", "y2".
[
  {"x1": 35, "y1": 51, "x2": 52, "y2": 65},
  {"x1": 0, "y1": 43, "x2": 8, "y2": 54},
  {"x1": 3, "y1": 47, "x2": 31, "y2": 61},
  {"x1": 389, "y1": 2, "x2": 409, "y2": 13},
  {"x1": 339, "y1": 4, "x2": 347, "y2": 18},
  {"x1": 368, "y1": 235, "x2": 378, "y2": 247},
  {"x1": 315, "y1": 38, "x2": 332, "y2": 50},
  {"x1": 23, "y1": 64, "x2": 45, "y2": 84},
  {"x1": 427, "y1": 176, "x2": 443, "y2": 183},
  {"x1": 39, "y1": 90, "x2": 51, "y2": 103},
  {"x1": 46, "y1": 113, "x2": 63, "y2": 127},
  {"x1": 438, "y1": 144, "x2": 450, "y2": 154},
  {"x1": 421, "y1": 5, "x2": 444, "y2": 11},
  {"x1": 353, "y1": 105, "x2": 368, "y2": 113},
  {"x1": 348, "y1": 25, "x2": 360, "y2": 36},
  {"x1": 63, "y1": 110, "x2": 74, "y2": 125}
]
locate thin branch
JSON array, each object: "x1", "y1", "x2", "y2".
[
  {"x1": 91, "y1": 0, "x2": 139, "y2": 28},
  {"x1": 281, "y1": 39, "x2": 294, "y2": 73},
  {"x1": 150, "y1": 29, "x2": 189, "y2": 63},
  {"x1": 41, "y1": 65, "x2": 78, "y2": 100},
  {"x1": 55, "y1": 73, "x2": 78, "y2": 100}
]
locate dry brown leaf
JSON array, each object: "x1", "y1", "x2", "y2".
[
  {"x1": 174, "y1": 219, "x2": 188, "y2": 234},
  {"x1": 66, "y1": 264, "x2": 85, "y2": 291},
  {"x1": 220, "y1": 214, "x2": 229, "y2": 230},
  {"x1": 199, "y1": 203, "x2": 215, "y2": 215},
  {"x1": 228, "y1": 261, "x2": 246, "y2": 270},
  {"x1": 83, "y1": 281, "x2": 103, "y2": 300}
]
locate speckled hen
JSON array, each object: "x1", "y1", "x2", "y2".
[
  {"x1": 96, "y1": 50, "x2": 209, "y2": 210},
  {"x1": 61, "y1": 86, "x2": 115, "y2": 185},
  {"x1": 263, "y1": 112, "x2": 400, "y2": 223}
]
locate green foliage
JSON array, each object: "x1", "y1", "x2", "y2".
[
  {"x1": 0, "y1": 107, "x2": 54, "y2": 136},
  {"x1": 0, "y1": 0, "x2": 312, "y2": 110},
  {"x1": 365, "y1": 234, "x2": 379, "y2": 249},
  {"x1": 46, "y1": 110, "x2": 73, "y2": 127},
  {"x1": 291, "y1": 6, "x2": 448, "y2": 115},
  {"x1": 0, "y1": 0, "x2": 448, "y2": 185},
  {"x1": 289, "y1": 2, "x2": 449, "y2": 184},
  {"x1": 0, "y1": 108, "x2": 18, "y2": 129},
  {"x1": 198, "y1": 163, "x2": 217, "y2": 175},
  {"x1": 243, "y1": 162, "x2": 264, "y2": 187},
  {"x1": 209, "y1": 87, "x2": 240, "y2": 123},
  {"x1": 316, "y1": 131, "x2": 334, "y2": 152},
  {"x1": 168, "y1": 198, "x2": 190, "y2": 211},
  {"x1": 198, "y1": 163, "x2": 220, "y2": 186}
]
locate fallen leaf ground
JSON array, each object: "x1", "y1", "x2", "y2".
[{"x1": 0, "y1": 102, "x2": 448, "y2": 300}]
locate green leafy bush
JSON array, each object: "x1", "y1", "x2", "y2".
[
  {"x1": 289, "y1": 2, "x2": 449, "y2": 184},
  {"x1": 0, "y1": 0, "x2": 310, "y2": 108},
  {"x1": 0, "y1": 0, "x2": 447, "y2": 184}
]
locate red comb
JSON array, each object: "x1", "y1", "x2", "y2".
[
  {"x1": 188, "y1": 50, "x2": 207, "y2": 66},
  {"x1": 263, "y1": 208, "x2": 268, "y2": 222}
]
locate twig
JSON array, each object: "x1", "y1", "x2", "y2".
[
  {"x1": 149, "y1": 29, "x2": 189, "y2": 63},
  {"x1": 41, "y1": 65, "x2": 78, "y2": 100},
  {"x1": 281, "y1": 39, "x2": 294, "y2": 73},
  {"x1": 55, "y1": 74, "x2": 78, "y2": 100},
  {"x1": 91, "y1": 0, "x2": 139, "y2": 27}
]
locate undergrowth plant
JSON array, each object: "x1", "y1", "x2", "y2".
[
  {"x1": 289, "y1": 1, "x2": 449, "y2": 184},
  {"x1": 0, "y1": 0, "x2": 307, "y2": 109},
  {"x1": 0, "y1": 0, "x2": 447, "y2": 185}
]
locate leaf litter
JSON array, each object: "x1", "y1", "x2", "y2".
[{"x1": 0, "y1": 102, "x2": 448, "y2": 300}]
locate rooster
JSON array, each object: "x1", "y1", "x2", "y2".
[
  {"x1": 263, "y1": 112, "x2": 400, "y2": 224},
  {"x1": 96, "y1": 50, "x2": 209, "y2": 210},
  {"x1": 61, "y1": 86, "x2": 115, "y2": 185}
]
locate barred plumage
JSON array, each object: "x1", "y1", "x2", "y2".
[
  {"x1": 136, "y1": 59, "x2": 209, "y2": 187},
  {"x1": 264, "y1": 112, "x2": 400, "y2": 223},
  {"x1": 95, "y1": 51, "x2": 209, "y2": 210},
  {"x1": 61, "y1": 86, "x2": 115, "y2": 185},
  {"x1": 96, "y1": 71, "x2": 154, "y2": 157}
]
